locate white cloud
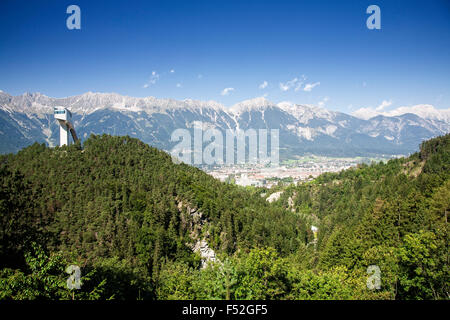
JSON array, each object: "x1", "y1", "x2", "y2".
[
  {"x1": 259, "y1": 81, "x2": 268, "y2": 89},
  {"x1": 352, "y1": 104, "x2": 450, "y2": 121},
  {"x1": 351, "y1": 99, "x2": 393, "y2": 119},
  {"x1": 351, "y1": 107, "x2": 380, "y2": 120},
  {"x1": 280, "y1": 78, "x2": 299, "y2": 91},
  {"x1": 221, "y1": 87, "x2": 235, "y2": 96},
  {"x1": 303, "y1": 82, "x2": 320, "y2": 92},
  {"x1": 170, "y1": 69, "x2": 175, "y2": 73},
  {"x1": 279, "y1": 76, "x2": 308, "y2": 92},
  {"x1": 176, "y1": 83, "x2": 182, "y2": 88},
  {"x1": 376, "y1": 99, "x2": 392, "y2": 111},
  {"x1": 142, "y1": 71, "x2": 160, "y2": 88},
  {"x1": 318, "y1": 97, "x2": 329, "y2": 108},
  {"x1": 294, "y1": 75, "x2": 307, "y2": 91}
]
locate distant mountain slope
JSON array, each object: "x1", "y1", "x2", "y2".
[{"x1": 1, "y1": 91, "x2": 449, "y2": 157}]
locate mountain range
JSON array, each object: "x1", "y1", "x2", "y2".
[{"x1": 1, "y1": 90, "x2": 449, "y2": 159}]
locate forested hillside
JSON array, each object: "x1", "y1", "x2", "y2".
[
  {"x1": 275, "y1": 133, "x2": 449, "y2": 299},
  {"x1": 0, "y1": 134, "x2": 448, "y2": 300}
]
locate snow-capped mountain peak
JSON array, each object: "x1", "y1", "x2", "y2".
[
  {"x1": 277, "y1": 101, "x2": 337, "y2": 123},
  {"x1": 352, "y1": 104, "x2": 450, "y2": 122},
  {"x1": 230, "y1": 97, "x2": 274, "y2": 114},
  {"x1": 1, "y1": 90, "x2": 449, "y2": 157}
]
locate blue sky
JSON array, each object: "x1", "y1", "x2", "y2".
[{"x1": 0, "y1": 0, "x2": 449, "y2": 113}]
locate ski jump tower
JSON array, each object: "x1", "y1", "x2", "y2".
[{"x1": 54, "y1": 106, "x2": 79, "y2": 146}]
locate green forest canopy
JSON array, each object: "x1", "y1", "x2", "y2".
[{"x1": 0, "y1": 133, "x2": 448, "y2": 300}]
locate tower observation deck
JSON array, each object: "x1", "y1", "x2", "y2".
[{"x1": 54, "y1": 107, "x2": 78, "y2": 146}]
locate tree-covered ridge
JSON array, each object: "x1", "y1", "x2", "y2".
[
  {"x1": 0, "y1": 134, "x2": 448, "y2": 300},
  {"x1": 277, "y1": 134, "x2": 449, "y2": 299},
  {"x1": 0, "y1": 134, "x2": 305, "y2": 299}
]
